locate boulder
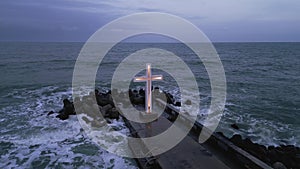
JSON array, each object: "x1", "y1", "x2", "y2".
[
  {"x1": 73, "y1": 97, "x2": 81, "y2": 104},
  {"x1": 56, "y1": 113, "x2": 69, "y2": 120},
  {"x1": 139, "y1": 88, "x2": 145, "y2": 96},
  {"x1": 228, "y1": 134, "x2": 300, "y2": 169},
  {"x1": 131, "y1": 95, "x2": 145, "y2": 105},
  {"x1": 107, "y1": 108, "x2": 120, "y2": 120},
  {"x1": 91, "y1": 120, "x2": 106, "y2": 128},
  {"x1": 184, "y1": 99, "x2": 192, "y2": 105},
  {"x1": 82, "y1": 95, "x2": 95, "y2": 106},
  {"x1": 81, "y1": 116, "x2": 90, "y2": 124},
  {"x1": 82, "y1": 103, "x2": 102, "y2": 120},
  {"x1": 128, "y1": 89, "x2": 133, "y2": 98},
  {"x1": 153, "y1": 89, "x2": 160, "y2": 97},
  {"x1": 174, "y1": 101, "x2": 181, "y2": 107},
  {"x1": 100, "y1": 104, "x2": 113, "y2": 117},
  {"x1": 133, "y1": 90, "x2": 138, "y2": 95},
  {"x1": 55, "y1": 99, "x2": 75, "y2": 120},
  {"x1": 231, "y1": 123, "x2": 239, "y2": 130},
  {"x1": 230, "y1": 134, "x2": 243, "y2": 146},
  {"x1": 166, "y1": 92, "x2": 175, "y2": 104},
  {"x1": 47, "y1": 111, "x2": 55, "y2": 116},
  {"x1": 112, "y1": 88, "x2": 118, "y2": 95},
  {"x1": 63, "y1": 99, "x2": 75, "y2": 115},
  {"x1": 96, "y1": 95, "x2": 109, "y2": 106},
  {"x1": 95, "y1": 89, "x2": 99, "y2": 95}
]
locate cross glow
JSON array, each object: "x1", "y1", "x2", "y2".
[{"x1": 134, "y1": 63, "x2": 163, "y2": 113}]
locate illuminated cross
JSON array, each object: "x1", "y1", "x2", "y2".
[{"x1": 134, "y1": 63, "x2": 163, "y2": 113}]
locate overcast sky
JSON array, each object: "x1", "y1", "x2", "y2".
[{"x1": 0, "y1": 0, "x2": 299, "y2": 42}]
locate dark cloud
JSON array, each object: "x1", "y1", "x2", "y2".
[{"x1": 0, "y1": 0, "x2": 114, "y2": 41}]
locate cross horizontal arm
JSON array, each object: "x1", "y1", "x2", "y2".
[
  {"x1": 151, "y1": 75, "x2": 163, "y2": 81},
  {"x1": 133, "y1": 76, "x2": 147, "y2": 82},
  {"x1": 133, "y1": 75, "x2": 163, "y2": 82}
]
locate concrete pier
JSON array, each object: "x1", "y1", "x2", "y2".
[
  {"x1": 124, "y1": 112, "x2": 230, "y2": 169},
  {"x1": 120, "y1": 98, "x2": 273, "y2": 169}
]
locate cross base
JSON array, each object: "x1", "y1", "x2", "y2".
[{"x1": 139, "y1": 112, "x2": 158, "y2": 122}]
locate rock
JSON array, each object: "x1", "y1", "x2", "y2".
[
  {"x1": 129, "y1": 89, "x2": 133, "y2": 98},
  {"x1": 174, "y1": 101, "x2": 181, "y2": 107},
  {"x1": 95, "y1": 89, "x2": 99, "y2": 95},
  {"x1": 230, "y1": 134, "x2": 243, "y2": 146},
  {"x1": 272, "y1": 162, "x2": 287, "y2": 169},
  {"x1": 82, "y1": 102, "x2": 89, "y2": 111},
  {"x1": 153, "y1": 88, "x2": 160, "y2": 96},
  {"x1": 82, "y1": 95, "x2": 93, "y2": 105},
  {"x1": 106, "y1": 119, "x2": 113, "y2": 124},
  {"x1": 118, "y1": 92, "x2": 131, "y2": 108},
  {"x1": 47, "y1": 111, "x2": 55, "y2": 116},
  {"x1": 74, "y1": 97, "x2": 80, "y2": 103},
  {"x1": 184, "y1": 99, "x2": 192, "y2": 105},
  {"x1": 56, "y1": 113, "x2": 69, "y2": 120},
  {"x1": 93, "y1": 104, "x2": 102, "y2": 118},
  {"x1": 81, "y1": 116, "x2": 90, "y2": 123},
  {"x1": 56, "y1": 99, "x2": 75, "y2": 120},
  {"x1": 227, "y1": 134, "x2": 300, "y2": 169},
  {"x1": 166, "y1": 92, "x2": 175, "y2": 104},
  {"x1": 63, "y1": 99, "x2": 75, "y2": 115},
  {"x1": 167, "y1": 114, "x2": 177, "y2": 121},
  {"x1": 89, "y1": 91, "x2": 95, "y2": 98},
  {"x1": 133, "y1": 90, "x2": 138, "y2": 95},
  {"x1": 131, "y1": 95, "x2": 145, "y2": 105},
  {"x1": 139, "y1": 88, "x2": 145, "y2": 96},
  {"x1": 112, "y1": 88, "x2": 118, "y2": 96},
  {"x1": 100, "y1": 104, "x2": 113, "y2": 117},
  {"x1": 96, "y1": 94, "x2": 111, "y2": 106},
  {"x1": 216, "y1": 132, "x2": 226, "y2": 138},
  {"x1": 74, "y1": 100, "x2": 84, "y2": 114},
  {"x1": 107, "y1": 94, "x2": 115, "y2": 107},
  {"x1": 165, "y1": 107, "x2": 172, "y2": 114},
  {"x1": 231, "y1": 123, "x2": 239, "y2": 130},
  {"x1": 107, "y1": 108, "x2": 120, "y2": 120},
  {"x1": 91, "y1": 120, "x2": 106, "y2": 128}
]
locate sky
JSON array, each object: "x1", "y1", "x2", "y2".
[{"x1": 0, "y1": 0, "x2": 300, "y2": 42}]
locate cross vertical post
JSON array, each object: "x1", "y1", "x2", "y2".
[{"x1": 134, "y1": 63, "x2": 163, "y2": 114}]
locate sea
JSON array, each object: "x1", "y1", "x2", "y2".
[{"x1": 0, "y1": 42, "x2": 299, "y2": 168}]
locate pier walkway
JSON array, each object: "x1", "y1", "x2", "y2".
[
  {"x1": 125, "y1": 113, "x2": 230, "y2": 169},
  {"x1": 121, "y1": 99, "x2": 272, "y2": 169}
]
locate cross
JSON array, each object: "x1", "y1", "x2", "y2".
[{"x1": 134, "y1": 63, "x2": 163, "y2": 113}]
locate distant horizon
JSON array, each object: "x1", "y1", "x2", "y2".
[
  {"x1": 1, "y1": 1, "x2": 299, "y2": 42},
  {"x1": 1, "y1": 40, "x2": 299, "y2": 43}
]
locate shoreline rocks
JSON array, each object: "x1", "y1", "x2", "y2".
[
  {"x1": 47, "y1": 87, "x2": 299, "y2": 168},
  {"x1": 230, "y1": 123, "x2": 239, "y2": 130},
  {"x1": 228, "y1": 134, "x2": 300, "y2": 169},
  {"x1": 49, "y1": 98, "x2": 76, "y2": 120}
]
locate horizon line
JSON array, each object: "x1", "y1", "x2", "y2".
[{"x1": 1, "y1": 40, "x2": 300, "y2": 43}]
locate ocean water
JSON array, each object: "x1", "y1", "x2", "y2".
[{"x1": 0, "y1": 42, "x2": 299, "y2": 168}]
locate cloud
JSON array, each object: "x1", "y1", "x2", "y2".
[
  {"x1": 0, "y1": 0, "x2": 299, "y2": 41},
  {"x1": 67, "y1": 0, "x2": 300, "y2": 23}
]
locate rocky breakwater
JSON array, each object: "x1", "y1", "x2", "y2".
[
  {"x1": 47, "y1": 87, "x2": 180, "y2": 123},
  {"x1": 47, "y1": 89, "x2": 120, "y2": 127},
  {"x1": 47, "y1": 88, "x2": 300, "y2": 169},
  {"x1": 224, "y1": 132, "x2": 300, "y2": 169}
]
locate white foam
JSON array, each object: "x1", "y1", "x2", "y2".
[{"x1": 0, "y1": 86, "x2": 138, "y2": 168}]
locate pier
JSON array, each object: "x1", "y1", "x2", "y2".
[{"x1": 121, "y1": 98, "x2": 273, "y2": 169}]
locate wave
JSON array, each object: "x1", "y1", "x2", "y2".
[{"x1": 0, "y1": 86, "x2": 137, "y2": 168}]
